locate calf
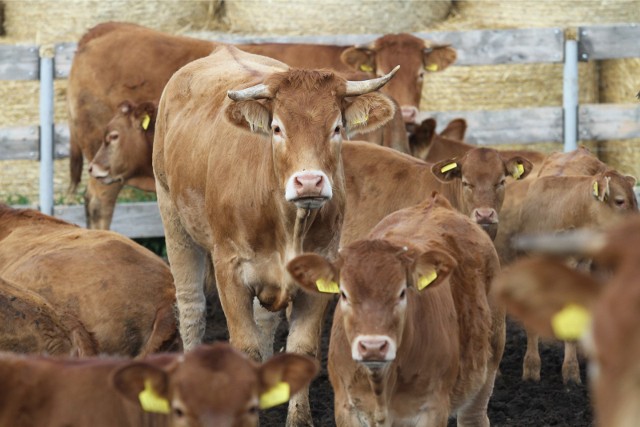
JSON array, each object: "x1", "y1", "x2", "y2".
[
  {"x1": 0, "y1": 342, "x2": 318, "y2": 427},
  {"x1": 288, "y1": 193, "x2": 504, "y2": 426},
  {"x1": 0, "y1": 204, "x2": 178, "y2": 357}
]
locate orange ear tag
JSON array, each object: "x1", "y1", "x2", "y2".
[
  {"x1": 440, "y1": 162, "x2": 457, "y2": 173},
  {"x1": 418, "y1": 270, "x2": 438, "y2": 290},
  {"x1": 259, "y1": 381, "x2": 290, "y2": 409},
  {"x1": 315, "y1": 278, "x2": 340, "y2": 294}
]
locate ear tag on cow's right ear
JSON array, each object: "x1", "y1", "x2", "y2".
[
  {"x1": 512, "y1": 162, "x2": 525, "y2": 180},
  {"x1": 359, "y1": 64, "x2": 374, "y2": 72},
  {"x1": 425, "y1": 63, "x2": 439, "y2": 72},
  {"x1": 315, "y1": 278, "x2": 340, "y2": 294},
  {"x1": 551, "y1": 304, "x2": 591, "y2": 341},
  {"x1": 259, "y1": 381, "x2": 290, "y2": 409},
  {"x1": 418, "y1": 270, "x2": 438, "y2": 290},
  {"x1": 141, "y1": 114, "x2": 151, "y2": 131},
  {"x1": 440, "y1": 162, "x2": 457, "y2": 174},
  {"x1": 138, "y1": 379, "x2": 171, "y2": 414},
  {"x1": 592, "y1": 181, "x2": 599, "y2": 198}
]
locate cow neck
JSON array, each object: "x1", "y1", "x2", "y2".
[{"x1": 292, "y1": 207, "x2": 318, "y2": 253}]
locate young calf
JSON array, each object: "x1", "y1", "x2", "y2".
[
  {"x1": 0, "y1": 342, "x2": 317, "y2": 427},
  {"x1": 288, "y1": 193, "x2": 505, "y2": 426}
]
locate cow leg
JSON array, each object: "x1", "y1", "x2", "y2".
[
  {"x1": 157, "y1": 186, "x2": 207, "y2": 351},
  {"x1": 84, "y1": 176, "x2": 123, "y2": 229},
  {"x1": 284, "y1": 292, "x2": 330, "y2": 427},
  {"x1": 562, "y1": 341, "x2": 581, "y2": 384},
  {"x1": 523, "y1": 330, "x2": 541, "y2": 381},
  {"x1": 253, "y1": 298, "x2": 281, "y2": 359}
]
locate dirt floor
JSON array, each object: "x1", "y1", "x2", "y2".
[{"x1": 206, "y1": 298, "x2": 594, "y2": 427}]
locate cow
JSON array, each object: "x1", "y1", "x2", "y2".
[
  {"x1": 0, "y1": 342, "x2": 318, "y2": 427},
  {"x1": 340, "y1": 140, "x2": 533, "y2": 244},
  {"x1": 536, "y1": 145, "x2": 608, "y2": 177},
  {"x1": 69, "y1": 22, "x2": 455, "y2": 230},
  {"x1": 0, "y1": 204, "x2": 178, "y2": 357},
  {"x1": 152, "y1": 44, "x2": 398, "y2": 426},
  {"x1": 495, "y1": 216, "x2": 640, "y2": 427},
  {"x1": 287, "y1": 193, "x2": 505, "y2": 426},
  {"x1": 0, "y1": 276, "x2": 97, "y2": 356}
]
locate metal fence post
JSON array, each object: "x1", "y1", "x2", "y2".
[
  {"x1": 39, "y1": 45, "x2": 54, "y2": 215},
  {"x1": 563, "y1": 37, "x2": 578, "y2": 152}
]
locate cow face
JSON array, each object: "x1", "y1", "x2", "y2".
[
  {"x1": 432, "y1": 148, "x2": 533, "y2": 239},
  {"x1": 287, "y1": 241, "x2": 455, "y2": 370},
  {"x1": 226, "y1": 69, "x2": 397, "y2": 210},
  {"x1": 111, "y1": 343, "x2": 318, "y2": 427},
  {"x1": 591, "y1": 170, "x2": 638, "y2": 219},
  {"x1": 89, "y1": 101, "x2": 156, "y2": 185},
  {"x1": 341, "y1": 34, "x2": 456, "y2": 124}
]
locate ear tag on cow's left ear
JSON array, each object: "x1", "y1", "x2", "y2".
[
  {"x1": 141, "y1": 114, "x2": 151, "y2": 131},
  {"x1": 350, "y1": 114, "x2": 369, "y2": 127},
  {"x1": 138, "y1": 379, "x2": 171, "y2": 414},
  {"x1": 359, "y1": 64, "x2": 374, "y2": 72},
  {"x1": 259, "y1": 381, "x2": 290, "y2": 409},
  {"x1": 592, "y1": 181, "x2": 599, "y2": 198},
  {"x1": 417, "y1": 270, "x2": 438, "y2": 290},
  {"x1": 425, "y1": 63, "x2": 439, "y2": 72},
  {"x1": 440, "y1": 162, "x2": 457, "y2": 174},
  {"x1": 551, "y1": 304, "x2": 591, "y2": 341},
  {"x1": 512, "y1": 162, "x2": 525, "y2": 180},
  {"x1": 315, "y1": 278, "x2": 340, "y2": 294}
]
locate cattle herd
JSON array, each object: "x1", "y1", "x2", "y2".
[{"x1": 1, "y1": 20, "x2": 639, "y2": 427}]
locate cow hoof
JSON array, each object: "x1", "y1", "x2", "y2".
[
  {"x1": 522, "y1": 364, "x2": 541, "y2": 382},
  {"x1": 562, "y1": 364, "x2": 582, "y2": 385}
]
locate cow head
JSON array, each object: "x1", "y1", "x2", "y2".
[
  {"x1": 591, "y1": 170, "x2": 638, "y2": 216},
  {"x1": 89, "y1": 101, "x2": 157, "y2": 185},
  {"x1": 341, "y1": 34, "x2": 456, "y2": 124},
  {"x1": 287, "y1": 241, "x2": 456, "y2": 371},
  {"x1": 432, "y1": 148, "x2": 533, "y2": 240},
  {"x1": 408, "y1": 117, "x2": 468, "y2": 160},
  {"x1": 226, "y1": 67, "x2": 398, "y2": 210},
  {"x1": 111, "y1": 343, "x2": 318, "y2": 427}
]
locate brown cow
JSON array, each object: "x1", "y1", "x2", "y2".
[
  {"x1": 536, "y1": 145, "x2": 608, "y2": 177},
  {"x1": 0, "y1": 204, "x2": 178, "y2": 357},
  {"x1": 340, "y1": 140, "x2": 533, "y2": 243},
  {"x1": 495, "y1": 217, "x2": 640, "y2": 427},
  {"x1": 69, "y1": 22, "x2": 454, "y2": 230},
  {"x1": 0, "y1": 276, "x2": 97, "y2": 356},
  {"x1": 153, "y1": 45, "x2": 398, "y2": 426},
  {"x1": 287, "y1": 193, "x2": 505, "y2": 426},
  {"x1": 0, "y1": 342, "x2": 318, "y2": 427}
]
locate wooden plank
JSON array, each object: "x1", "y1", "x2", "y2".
[
  {"x1": 579, "y1": 103, "x2": 640, "y2": 141},
  {"x1": 416, "y1": 107, "x2": 563, "y2": 145},
  {"x1": 578, "y1": 23, "x2": 640, "y2": 61},
  {"x1": 54, "y1": 202, "x2": 164, "y2": 238},
  {"x1": 0, "y1": 125, "x2": 70, "y2": 160},
  {"x1": 54, "y1": 42, "x2": 76, "y2": 79},
  {"x1": 0, "y1": 44, "x2": 39, "y2": 80}
]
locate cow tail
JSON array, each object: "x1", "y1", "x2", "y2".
[{"x1": 68, "y1": 139, "x2": 83, "y2": 195}]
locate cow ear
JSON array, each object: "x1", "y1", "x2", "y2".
[
  {"x1": 110, "y1": 362, "x2": 171, "y2": 414},
  {"x1": 592, "y1": 174, "x2": 611, "y2": 202},
  {"x1": 257, "y1": 353, "x2": 319, "y2": 409},
  {"x1": 344, "y1": 93, "x2": 396, "y2": 136},
  {"x1": 225, "y1": 100, "x2": 271, "y2": 136},
  {"x1": 410, "y1": 249, "x2": 457, "y2": 291},
  {"x1": 423, "y1": 44, "x2": 456, "y2": 72},
  {"x1": 340, "y1": 47, "x2": 376, "y2": 73},
  {"x1": 409, "y1": 117, "x2": 436, "y2": 160},
  {"x1": 432, "y1": 157, "x2": 462, "y2": 182},
  {"x1": 287, "y1": 253, "x2": 340, "y2": 294},
  {"x1": 624, "y1": 174, "x2": 637, "y2": 187},
  {"x1": 495, "y1": 257, "x2": 600, "y2": 341},
  {"x1": 504, "y1": 156, "x2": 533, "y2": 180},
  {"x1": 134, "y1": 102, "x2": 157, "y2": 131},
  {"x1": 440, "y1": 118, "x2": 467, "y2": 141}
]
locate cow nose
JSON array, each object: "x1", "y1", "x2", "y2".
[
  {"x1": 401, "y1": 106, "x2": 418, "y2": 124},
  {"x1": 357, "y1": 338, "x2": 389, "y2": 361},
  {"x1": 473, "y1": 208, "x2": 498, "y2": 224},
  {"x1": 294, "y1": 173, "x2": 323, "y2": 197}
]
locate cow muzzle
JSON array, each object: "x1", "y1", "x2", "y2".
[
  {"x1": 472, "y1": 208, "x2": 499, "y2": 240},
  {"x1": 401, "y1": 106, "x2": 419, "y2": 124},
  {"x1": 285, "y1": 170, "x2": 332, "y2": 209},
  {"x1": 352, "y1": 335, "x2": 397, "y2": 369},
  {"x1": 88, "y1": 162, "x2": 121, "y2": 185}
]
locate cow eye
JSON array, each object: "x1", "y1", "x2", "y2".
[
  {"x1": 497, "y1": 179, "x2": 506, "y2": 187},
  {"x1": 615, "y1": 197, "x2": 626, "y2": 206},
  {"x1": 418, "y1": 71, "x2": 425, "y2": 79},
  {"x1": 248, "y1": 404, "x2": 259, "y2": 415},
  {"x1": 340, "y1": 291, "x2": 347, "y2": 301},
  {"x1": 399, "y1": 289, "x2": 406, "y2": 300},
  {"x1": 272, "y1": 125, "x2": 281, "y2": 135},
  {"x1": 334, "y1": 125, "x2": 341, "y2": 134},
  {"x1": 173, "y1": 407, "x2": 185, "y2": 418}
]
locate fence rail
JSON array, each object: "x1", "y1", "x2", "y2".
[{"x1": 2, "y1": 23, "x2": 640, "y2": 238}]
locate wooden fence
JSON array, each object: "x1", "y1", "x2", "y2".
[{"x1": 1, "y1": 23, "x2": 640, "y2": 238}]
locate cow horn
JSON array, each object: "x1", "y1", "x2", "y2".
[
  {"x1": 227, "y1": 84, "x2": 271, "y2": 102},
  {"x1": 511, "y1": 229, "x2": 606, "y2": 257},
  {"x1": 344, "y1": 65, "x2": 400, "y2": 96}
]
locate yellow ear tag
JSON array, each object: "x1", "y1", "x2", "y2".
[
  {"x1": 551, "y1": 304, "x2": 591, "y2": 341},
  {"x1": 418, "y1": 270, "x2": 438, "y2": 290},
  {"x1": 512, "y1": 162, "x2": 525, "y2": 179},
  {"x1": 138, "y1": 379, "x2": 170, "y2": 414},
  {"x1": 359, "y1": 64, "x2": 374, "y2": 72},
  {"x1": 440, "y1": 162, "x2": 457, "y2": 173},
  {"x1": 350, "y1": 114, "x2": 369, "y2": 126},
  {"x1": 141, "y1": 114, "x2": 151, "y2": 131},
  {"x1": 592, "y1": 181, "x2": 599, "y2": 198},
  {"x1": 259, "y1": 381, "x2": 290, "y2": 409},
  {"x1": 425, "y1": 63, "x2": 439, "y2": 72},
  {"x1": 315, "y1": 278, "x2": 340, "y2": 294}
]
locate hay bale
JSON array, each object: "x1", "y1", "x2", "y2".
[{"x1": 224, "y1": 0, "x2": 452, "y2": 35}]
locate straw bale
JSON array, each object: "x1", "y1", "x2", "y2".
[
  {"x1": 0, "y1": 159, "x2": 75, "y2": 205},
  {"x1": 224, "y1": 0, "x2": 452, "y2": 36}
]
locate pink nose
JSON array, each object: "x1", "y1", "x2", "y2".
[
  {"x1": 294, "y1": 173, "x2": 323, "y2": 197},
  {"x1": 357, "y1": 339, "x2": 389, "y2": 361},
  {"x1": 401, "y1": 106, "x2": 418, "y2": 124},
  {"x1": 473, "y1": 208, "x2": 498, "y2": 224}
]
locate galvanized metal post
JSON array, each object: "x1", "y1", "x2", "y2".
[
  {"x1": 563, "y1": 38, "x2": 578, "y2": 152},
  {"x1": 39, "y1": 45, "x2": 55, "y2": 214}
]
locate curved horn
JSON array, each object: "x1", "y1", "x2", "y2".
[
  {"x1": 227, "y1": 83, "x2": 271, "y2": 102},
  {"x1": 344, "y1": 65, "x2": 400, "y2": 96},
  {"x1": 511, "y1": 229, "x2": 606, "y2": 257}
]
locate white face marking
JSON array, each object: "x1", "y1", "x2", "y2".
[
  {"x1": 351, "y1": 334, "x2": 397, "y2": 361},
  {"x1": 284, "y1": 170, "x2": 333, "y2": 202}
]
